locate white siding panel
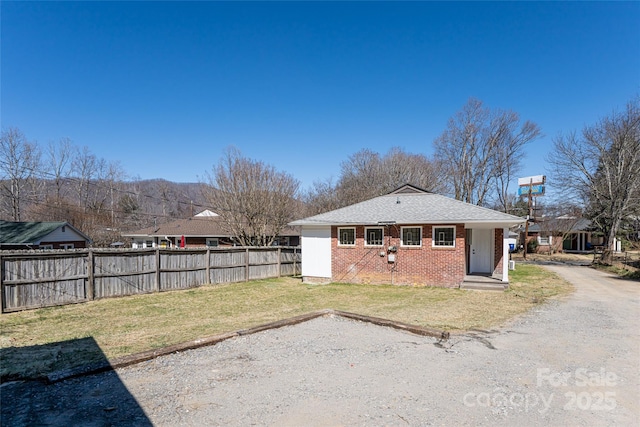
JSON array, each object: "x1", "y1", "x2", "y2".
[
  {"x1": 301, "y1": 226, "x2": 331, "y2": 279},
  {"x1": 41, "y1": 226, "x2": 86, "y2": 243},
  {"x1": 502, "y1": 227, "x2": 510, "y2": 282}
]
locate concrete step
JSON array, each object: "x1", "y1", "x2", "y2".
[{"x1": 460, "y1": 282, "x2": 508, "y2": 291}]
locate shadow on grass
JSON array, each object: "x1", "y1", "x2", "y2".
[{"x1": 1, "y1": 337, "x2": 151, "y2": 426}]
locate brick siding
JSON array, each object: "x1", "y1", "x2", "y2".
[{"x1": 331, "y1": 224, "x2": 466, "y2": 288}]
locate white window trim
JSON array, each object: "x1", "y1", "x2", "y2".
[
  {"x1": 401, "y1": 226, "x2": 422, "y2": 247},
  {"x1": 206, "y1": 238, "x2": 219, "y2": 247},
  {"x1": 61, "y1": 243, "x2": 75, "y2": 250},
  {"x1": 432, "y1": 226, "x2": 456, "y2": 248},
  {"x1": 364, "y1": 227, "x2": 384, "y2": 247},
  {"x1": 337, "y1": 227, "x2": 356, "y2": 246},
  {"x1": 538, "y1": 235, "x2": 552, "y2": 245},
  {"x1": 40, "y1": 244, "x2": 53, "y2": 250}
]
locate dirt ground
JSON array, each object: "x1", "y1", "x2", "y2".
[{"x1": 2, "y1": 264, "x2": 638, "y2": 426}]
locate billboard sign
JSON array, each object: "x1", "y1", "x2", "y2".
[
  {"x1": 518, "y1": 184, "x2": 545, "y2": 196},
  {"x1": 518, "y1": 175, "x2": 546, "y2": 186}
]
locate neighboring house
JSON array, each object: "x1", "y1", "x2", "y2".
[
  {"x1": 123, "y1": 211, "x2": 300, "y2": 248},
  {"x1": 289, "y1": 184, "x2": 525, "y2": 288},
  {"x1": 523, "y1": 222, "x2": 546, "y2": 249},
  {"x1": 0, "y1": 221, "x2": 92, "y2": 250},
  {"x1": 561, "y1": 218, "x2": 598, "y2": 252},
  {"x1": 523, "y1": 218, "x2": 607, "y2": 253}
]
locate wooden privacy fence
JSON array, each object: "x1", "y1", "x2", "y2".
[{"x1": 1, "y1": 247, "x2": 301, "y2": 313}]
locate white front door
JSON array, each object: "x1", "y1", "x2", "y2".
[{"x1": 470, "y1": 229, "x2": 492, "y2": 274}]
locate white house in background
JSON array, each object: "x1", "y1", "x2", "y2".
[{"x1": 194, "y1": 209, "x2": 219, "y2": 217}]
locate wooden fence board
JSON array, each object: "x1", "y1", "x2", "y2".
[
  {"x1": 1, "y1": 254, "x2": 88, "y2": 311},
  {"x1": 93, "y1": 251, "x2": 158, "y2": 298},
  {"x1": 210, "y1": 266, "x2": 246, "y2": 284},
  {"x1": 1, "y1": 247, "x2": 301, "y2": 312}
]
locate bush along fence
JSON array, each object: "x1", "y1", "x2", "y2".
[{"x1": 0, "y1": 247, "x2": 301, "y2": 313}]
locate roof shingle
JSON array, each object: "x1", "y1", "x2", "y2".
[{"x1": 290, "y1": 192, "x2": 525, "y2": 226}]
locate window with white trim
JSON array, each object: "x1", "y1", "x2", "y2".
[
  {"x1": 401, "y1": 227, "x2": 422, "y2": 247},
  {"x1": 206, "y1": 238, "x2": 219, "y2": 247},
  {"x1": 365, "y1": 227, "x2": 383, "y2": 246},
  {"x1": 432, "y1": 226, "x2": 456, "y2": 248},
  {"x1": 538, "y1": 235, "x2": 552, "y2": 245},
  {"x1": 40, "y1": 244, "x2": 53, "y2": 250},
  {"x1": 338, "y1": 227, "x2": 355, "y2": 246},
  {"x1": 61, "y1": 243, "x2": 74, "y2": 250}
]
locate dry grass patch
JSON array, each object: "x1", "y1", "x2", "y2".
[{"x1": 1, "y1": 263, "x2": 572, "y2": 381}]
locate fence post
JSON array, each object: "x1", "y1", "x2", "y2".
[
  {"x1": 294, "y1": 247, "x2": 298, "y2": 275},
  {"x1": 156, "y1": 248, "x2": 161, "y2": 292},
  {"x1": 86, "y1": 249, "x2": 95, "y2": 300},
  {"x1": 206, "y1": 247, "x2": 211, "y2": 284},
  {"x1": 277, "y1": 247, "x2": 282, "y2": 277},
  {"x1": 245, "y1": 248, "x2": 250, "y2": 282}
]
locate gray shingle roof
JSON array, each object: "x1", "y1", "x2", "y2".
[
  {"x1": 124, "y1": 217, "x2": 300, "y2": 237},
  {"x1": 123, "y1": 217, "x2": 230, "y2": 237},
  {"x1": 290, "y1": 192, "x2": 525, "y2": 226}
]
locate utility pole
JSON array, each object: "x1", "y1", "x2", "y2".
[
  {"x1": 518, "y1": 175, "x2": 545, "y2": 261},
  {"x1": 523, "y1": 179, "x2": 533, "y2": 260}
]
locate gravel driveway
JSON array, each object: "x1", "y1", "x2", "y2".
[{"x1": 2, "y1": 264, "x2": 639, "y2": 426}]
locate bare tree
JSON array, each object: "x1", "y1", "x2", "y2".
[
  {"x1": 71, "y1": 146, "x2": 98, "y2": 212},
  {"x1": 104, "y1": 160, "x2": 127, "y2": 226},
  {"x1": 302, "y1": 178, "x2": 342, "y2": 216},
  {"x1": 380, "y1": 147, "x2": 446, "y2": 194},
  {"x1": 0, "y1": 128, "x2": 41, "y2": 220},
  {"x1": 536, "y1": 204, "x2": 585, "y2": 255},
  {"x1": 336, "y1": 149, "x2": 384, "y2": 205},
  {"x1": 302, "y1": 147, "x2": 445, "y2": 214},
  {"x1": 46, "y1": 137, "x2": 74, "y2": 204},
  {"x1": 549, "y1": 96, "x2": 640, "y2": 263},
  {"x1": 337, "y1": 147, "x2": 445, "y2": 206},
  {"x1": 434, "y1": 98, "x2": 541, "y2": 207},
  {"x1": 204, "y1": 147, "x2": 300, "y2": 246},
  {"x1": 492, "y1": 115, "x2": 541, "y2": 212}
]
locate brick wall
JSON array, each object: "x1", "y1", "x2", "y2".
[
  {"x1": 39, "y1": 240, "x2": 88, "y2": 249},
  {"x1": 331, "y1": 224, "x2": 466, "y2": 288}
]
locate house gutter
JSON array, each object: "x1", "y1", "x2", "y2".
[{"x1": 291, "y1": 219, "x2": 526, "y2": 227}]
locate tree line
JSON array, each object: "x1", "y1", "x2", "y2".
[
  {"x1": 548, "y1": 96, "x2": 640, "y2": 263},
  {"x1": 0, "y1": 132, "x2": 205, "y2": 245},
  {"x1": 3, "y1": 96, "x2": 639, "y2": 262}
]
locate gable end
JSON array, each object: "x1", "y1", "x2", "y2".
[{"x1": 390, "y1": 184, "x2": 430, "y2": 194}]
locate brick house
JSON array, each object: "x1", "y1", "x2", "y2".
[
  {"x1": 0, "y1": 221, "x2": 92, "y2": 250},
  {"x1": 289, "y1": 184, "x2": 525, "y2": 288},
  {"x1": 523, "y1": 218, "x2": 606, "y2": 254}
]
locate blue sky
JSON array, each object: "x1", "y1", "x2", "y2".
[{"x1": 2, "y1": 1, "x2": 639, "y2": 192}]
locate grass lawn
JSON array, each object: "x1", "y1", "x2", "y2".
[{"x1": 0, "y1": 263, "x2": 572, "y2": 381}]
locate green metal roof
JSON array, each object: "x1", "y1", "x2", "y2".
[{"x1": 0, "y1": 221, "x2": 70, "y2": 244}]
